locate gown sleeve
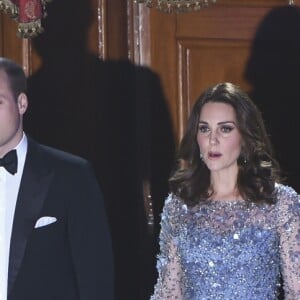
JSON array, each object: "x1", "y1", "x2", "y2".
[
  {"x1": 151, "y1": 194, "x2": 184, "y2": 300},
  {"x1": 277, "y1": 185, "x2": 300, "y2": 300}
]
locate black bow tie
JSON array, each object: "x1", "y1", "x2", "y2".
[{"x1": 0, "y1": 149, "x2": 18, "y2": 175}]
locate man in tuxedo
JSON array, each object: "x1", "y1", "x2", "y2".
[{"x1": 0, "y1": 56, "x2": 113, "y2": 300}]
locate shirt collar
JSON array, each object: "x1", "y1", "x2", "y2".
[{"x1": 13, "y1": 133, "x2": 28, "y2": 174}]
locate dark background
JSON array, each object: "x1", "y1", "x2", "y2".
[
  {"x1": 23, "y1": 0, "x2": 175, "y2": 299},
  {"x1": 245, "y1": 5, "x2": 300, "y2": 193}
]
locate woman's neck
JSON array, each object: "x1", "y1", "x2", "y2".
[{"x1": 209, "y1": 172, "x2": 241, "y2": 201}]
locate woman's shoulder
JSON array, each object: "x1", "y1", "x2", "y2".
[
  {"x1": 162, "y1": 193, "x2": 188, "y2": 218},
  {"x1": 275, "y1": 182, "x2": 299, "y2": 198},
  {"x1": 160, "y1": 193, "x2": 191, "y2": 236},
  {"x1": 274, "y1": 182, "x2": 300, "y2": 209},
  {"x1": 274, "y1": 183, "x2": 300, "y2": 228}
]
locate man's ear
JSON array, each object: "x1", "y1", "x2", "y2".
[{"x1": 17, "y1": 93, "x2": 28, "y2": 115}]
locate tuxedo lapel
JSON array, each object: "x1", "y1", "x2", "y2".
[{"x1": 7, "y1": 139, "x2": 54, "y2": 295}]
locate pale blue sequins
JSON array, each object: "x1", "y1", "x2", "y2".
[{"x1": 151, "y1": 184, "x2": 300, "y2": 300}]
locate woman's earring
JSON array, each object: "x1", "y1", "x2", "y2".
[{"x1": 200, "y1": 153, "x2": 203, "y2": 160}]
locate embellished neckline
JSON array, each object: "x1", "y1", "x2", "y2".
[{"x1": 185, "y1": 198, "x2": 253, "y2": 213}]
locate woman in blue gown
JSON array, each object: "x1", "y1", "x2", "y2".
[{"x1": 151, "y1": 82, "x2": 300, "y2": 299}]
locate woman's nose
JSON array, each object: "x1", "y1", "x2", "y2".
[{"x1": 209, "y1": 132, "x2": 218, "y2": 145}]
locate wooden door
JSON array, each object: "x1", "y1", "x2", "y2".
[{"x1": 134, "y1": 0, "x2": 294, "y2": 144}]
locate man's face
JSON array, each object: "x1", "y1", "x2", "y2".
[{"x1": 0, "y1": 70, "x2": 27, "y2": 156}]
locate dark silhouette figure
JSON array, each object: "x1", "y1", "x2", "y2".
[
  {"x1": 244, "y1": 6, "x2": 300, "y2": 298},
  {"x1": 245, "y1": 5, "x2": 300, "y2": 194},
  {"x1": 24, "y1": 0, "x2": 175, "y2": 299}
]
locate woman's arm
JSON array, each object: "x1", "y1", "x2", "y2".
[
  {"x1": 278, "y1": 186, "x2": 300, "y2": 299},
  {"x1": 151, "y1": 195, "x2": 183, "y2": 299}
]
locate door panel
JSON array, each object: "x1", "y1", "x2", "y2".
[
  {"x1": 178, "y1": 39, "x2": 251, "y2": 133},
  {"x1": 136, "y1": 0, "x2": 294, "y2": 142}
]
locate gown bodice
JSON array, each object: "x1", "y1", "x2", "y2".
[{"x1": 151, "y1": 184, "x2": 300, "y2": 300}]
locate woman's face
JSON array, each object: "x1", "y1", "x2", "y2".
[{"x1": 197, "y1": 102, "x2": 242, "y2": 175}]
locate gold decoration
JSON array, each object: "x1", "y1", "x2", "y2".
[
  {"x1": 135, "y1": 0, "x2": 217, "y2": 13},
  {"x1": 0, "y1": 0, "x2": 51, "y2": 38},
  {"x1": 0, "y1": 0, "x2": 18, "y2": 18},
  {"x1": 17, "y1": 19, "x2": 44, "y2": 38}
]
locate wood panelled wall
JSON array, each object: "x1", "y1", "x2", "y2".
[
  {"x1": 136, "y1": 0, "x2": 296, "y2": 143},
  {"x1": 0, "y1": 0, "x2": 130, "y2": 75},
  {"x1": 1, "y1": 0, "x2": 295, "y2": 141},
  {"x1": 1, "y1": 1, "x2": 299, "y2": 299}
]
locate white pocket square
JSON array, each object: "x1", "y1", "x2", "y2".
[{"x1": 34, "y1": 216, "x2": 57, "y2": 228}]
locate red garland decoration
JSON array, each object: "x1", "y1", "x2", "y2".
[{"x1": 0, "y1": 0, "x2": 50, "y2": 38}]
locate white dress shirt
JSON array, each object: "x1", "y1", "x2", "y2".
[{"x1": 0, "y1": 134, "x2": 27, "y2": 300}]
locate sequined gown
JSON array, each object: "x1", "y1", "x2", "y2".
[{"x1": 151, "y1": 184, "x2": 300, "y2": 300}]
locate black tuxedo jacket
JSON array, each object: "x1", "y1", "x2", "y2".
[{"x1": 8, "y1": 137, "x2": 114, "y2": 300}]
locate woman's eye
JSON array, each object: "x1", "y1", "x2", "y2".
[
  {"x1": 198, "y1": 125, "x2": 209, "y2": 133},
  {"x1": 221, "y1": 126, "x2": 233, "y2": 133}
]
